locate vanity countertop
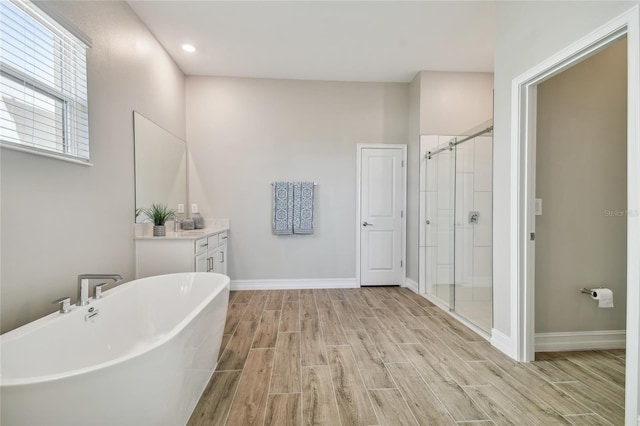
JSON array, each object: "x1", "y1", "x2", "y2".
[{"x1": 134, "y1": 219, "x2": 229, "y2": 241}]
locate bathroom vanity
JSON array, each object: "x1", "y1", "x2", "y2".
[{"x1": 134, "y1": 220, "x2": 229, "y2": 279}]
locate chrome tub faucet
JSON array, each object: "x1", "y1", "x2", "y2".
[{"x1": 77, "y1": 274, "x2": 124, "y2": 306}]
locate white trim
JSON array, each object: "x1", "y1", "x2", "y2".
[
  {"x1": 511, "y1": 6, "x2": 635, "y2": 363},
  {"x1": 1, "y1": 141, "x2": 93, "y2": 166},
  {"x1": 535, "y1": 330, "x2": 626, "y2": 352},
  {"x1": 491, "y1": 328, "x2": 513, "y2": 357},
  {"x1": 404, "y1": 277, "x2": 418, "y2": 293},
  {"x1": 355, "y1": 143, "x2": 407, "y2": 287},
  {"x1": 510, "y1": 6, "x2": 639, "y2": 424},
  {"x1": 230, "y1": 278, "x2": 357, "y2": 291}
]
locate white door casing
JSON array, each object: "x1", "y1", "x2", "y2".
[
  {"x1": 357, "y1": 144, "x2": 406, "y2": 286},
  {"x1": 509, "y1": 6, "x2": 639, "y2": 425}
]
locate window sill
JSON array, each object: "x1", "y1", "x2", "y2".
[{"x1": 1, "y1": 142, "x2": 93, "y2": 166}]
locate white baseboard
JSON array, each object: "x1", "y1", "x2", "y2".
[
  {"x1": 491, "y1": 328, "x2": 515, "y2": 358},
  {"x1": 230, "y1": 278, "x2": 357, "y2": 291},
  {"x1": 535, "y1": 330, "x2": 626, "y2": 352},
  {"x1": 404, "y1": 278, "x2": 419, "y2": 293}
]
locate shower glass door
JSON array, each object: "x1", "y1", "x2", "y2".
[
  {"x1": 424, "y1": 142, "x2": 455, "y2": 308},
  {"x1": 453, "y1": 135, "x2": 493, "y2": 332},
  {"x1": 421, "y1": 123, "x2": 493, "y2": 333}
]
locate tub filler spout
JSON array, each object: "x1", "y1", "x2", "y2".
[{"x1": 77, "y1": 274, "x2": 123, "y2": 306}]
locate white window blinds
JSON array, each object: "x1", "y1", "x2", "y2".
[{"x1": 0, "y1": 0, "x2": 90, "y2": 162}]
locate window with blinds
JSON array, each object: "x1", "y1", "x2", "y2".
[{"x1": 0, "y1": 0, "x2": 90, "y2": 163}]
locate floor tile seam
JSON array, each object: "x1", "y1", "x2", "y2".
[
  {"x1": 327, "y1": 342, "x2": 379, "y2": 426},
  {"x1": 268, "y1": 328, "x2": 301, "y2": 395},
  {"x1": 567, "y1": 359, "x2": 626, "y2": 389},
  {"x1": 481, "y1": 359, "x2": 574, "y2": 422},
  {"x1": 561, "y1": 413, "x2": 616, "y2": 426},
  {"x1": 367, "y1": 386, "x2": 421, "y2": 426},
  {"x1": 550, "y1": 381, "x2": 626, "y2": 410},
  {"x1": 380, "y1": 361, "x2": 449, "y2": 426},
  {"x1": 222, "y1": 366, "x2": 249, "y2": 426},
  {"x1": 396, "y1": 344, "x2": 472, "y2": 424},
  {"x1": 323, "y1": 342, "x2": 346, "y2": 426},
  {"x1": 566, "y1": 357, "x2": 627, "y2": 387}
]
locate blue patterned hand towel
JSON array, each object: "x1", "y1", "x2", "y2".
[
  {"x1": 273, "y1": 181, "x2": 293, "y2": 235},
  {"x1": 293, "y1": 182, "x2": 314, "y2": 234}
]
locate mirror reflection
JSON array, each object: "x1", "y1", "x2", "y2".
[{"x1": 133, "y1": 111, "x2": 187, "y2": 222}]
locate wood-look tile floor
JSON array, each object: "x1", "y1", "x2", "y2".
[{"x1": 188, "y1": 287, "x2": 626, "y2": 426}]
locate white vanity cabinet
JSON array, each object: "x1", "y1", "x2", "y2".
[
  {"x1": 195, "y1": 231, "x2": 228, "y2": 274},
  {"x1": 135, "y1": 227, "x2": 229, "y2": 279}
]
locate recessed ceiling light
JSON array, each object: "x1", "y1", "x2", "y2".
[{"x1": 181, "y1": 43, "x2": 196, "y2": 53}]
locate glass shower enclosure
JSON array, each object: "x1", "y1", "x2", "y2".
[{"x1": 419, "y1": 121, "x2": 493, "y2": 333}]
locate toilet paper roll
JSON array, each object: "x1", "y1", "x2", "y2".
[{"x1": 591, "y1": 288, "x2": 614, "y2": 308}]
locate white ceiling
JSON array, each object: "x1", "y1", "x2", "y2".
[{"x1": 127, "y1": 1, "x2": 495, "y2": 83}]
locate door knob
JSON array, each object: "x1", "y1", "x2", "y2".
[{"x1": 362, "y1": 221, "x2": 373, "y2": 227}]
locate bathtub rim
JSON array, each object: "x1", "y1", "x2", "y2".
[{"x1": 0, "y1": 272, "x2": 230, "y2": 388}]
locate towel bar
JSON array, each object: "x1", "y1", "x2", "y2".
[{"x1": 271, "y1": 182, "x2": 317, "y2": 186}]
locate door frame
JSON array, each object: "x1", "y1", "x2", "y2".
[
  {"x1": 356, "y1": 144, "x2": 407, "y2": 287},
  {"x1": 509, "y1": 6, "x2": 639, "y2": 424}
]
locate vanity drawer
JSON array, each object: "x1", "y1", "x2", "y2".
[
  {"x1": 195, "y1": 237, "x2": 209, "y2": 254},
  {"x1": 218, "y1": 232, "x2": 228, "y2": 245}
]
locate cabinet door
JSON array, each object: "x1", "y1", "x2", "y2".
[
  {"x1": 217, "y1": 243, "x2": 228, "y2": 275},
  {"x1": 195, "y1": 252, "x2": 209, "y2": 272}
]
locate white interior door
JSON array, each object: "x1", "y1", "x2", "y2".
[{"x1": 359, "y1": 146, "x2": 405, "y2": 286}]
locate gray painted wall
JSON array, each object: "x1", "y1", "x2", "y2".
[
  {"x1": 535, "y1": 39, "x2": 627, "y2": 333},
  {"x1": 186, "y1": 76, "x2": 409, "y2": 281},
  {"x1": 0, "y1": 1, "x2": 185, "y2": 333},
  {"x1": 419, "y1": 71, "x2": 494, "y2": 136}
]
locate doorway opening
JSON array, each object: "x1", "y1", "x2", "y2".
[{"x1": 511, "y1": 7, "x2": 639, "y2": 424}]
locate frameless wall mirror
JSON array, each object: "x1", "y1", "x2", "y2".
[{"x1": 133, "y1": 111, "x2": 187, "y2": 223}]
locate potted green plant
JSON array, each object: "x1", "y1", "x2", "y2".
[{"x1": 142, "y1": 203, "x2": 176, "y2": 237}]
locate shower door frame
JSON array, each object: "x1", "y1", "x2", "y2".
[{"x1": 510, "y1": 6, "x2": 639, "y2": 424}]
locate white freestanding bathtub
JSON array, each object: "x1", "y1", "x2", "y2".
[{"x1": 0, "y1": 272, "x2": 230, "y2": 426}]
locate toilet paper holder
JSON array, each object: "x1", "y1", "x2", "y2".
[{"x1": 580, "y1": 287, "x2": 603, "y2": 295}]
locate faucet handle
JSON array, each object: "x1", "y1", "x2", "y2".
[
  {"x1": 53, "y1": 297, "x2": 71, "y2": 314},
  {"x1": 94, "y1": 282, "x2": 109, "y2": 299}
]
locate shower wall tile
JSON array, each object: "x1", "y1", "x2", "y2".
[
  {"x1": 473, "y1": 191, "x2": 492, "y2": 247},
  {"x1": 425, "y1": 247, "x2": 436, "y2": 292},
  {"x1": 436, "y1": 265, "x2": 453, "y2": 286},
  {"x1": 473, "y1": 136, "x2": 492, "y2": 192},
  {"x1": 455, "y1": 173, "x2": 474, "y2": 223},
  {"x1": 436, "y1": 154, "x2": 453, "y2": 207},
  {"x1": 420, "y1": 135, "x2": 438, "y2": 191},
  {"x1": 456, "y1": 140, "x2": 475, "y2": 173},
  {"x1": 425, "y1": 191, "x2": 436, "y2": 247},
  {"x1": 436, "y1": 228, "x2": 452, "y2": 264},
  {"x1": 455, "y1": 227, "x2": 474, "y2": 285},
  {"x1": 472, "y1": 246, "x2": 492, "y2": 286}
]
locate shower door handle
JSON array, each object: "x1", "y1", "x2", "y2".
[{"x1": 362, "y1": 221, "x2": 373, "y2": 227}]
